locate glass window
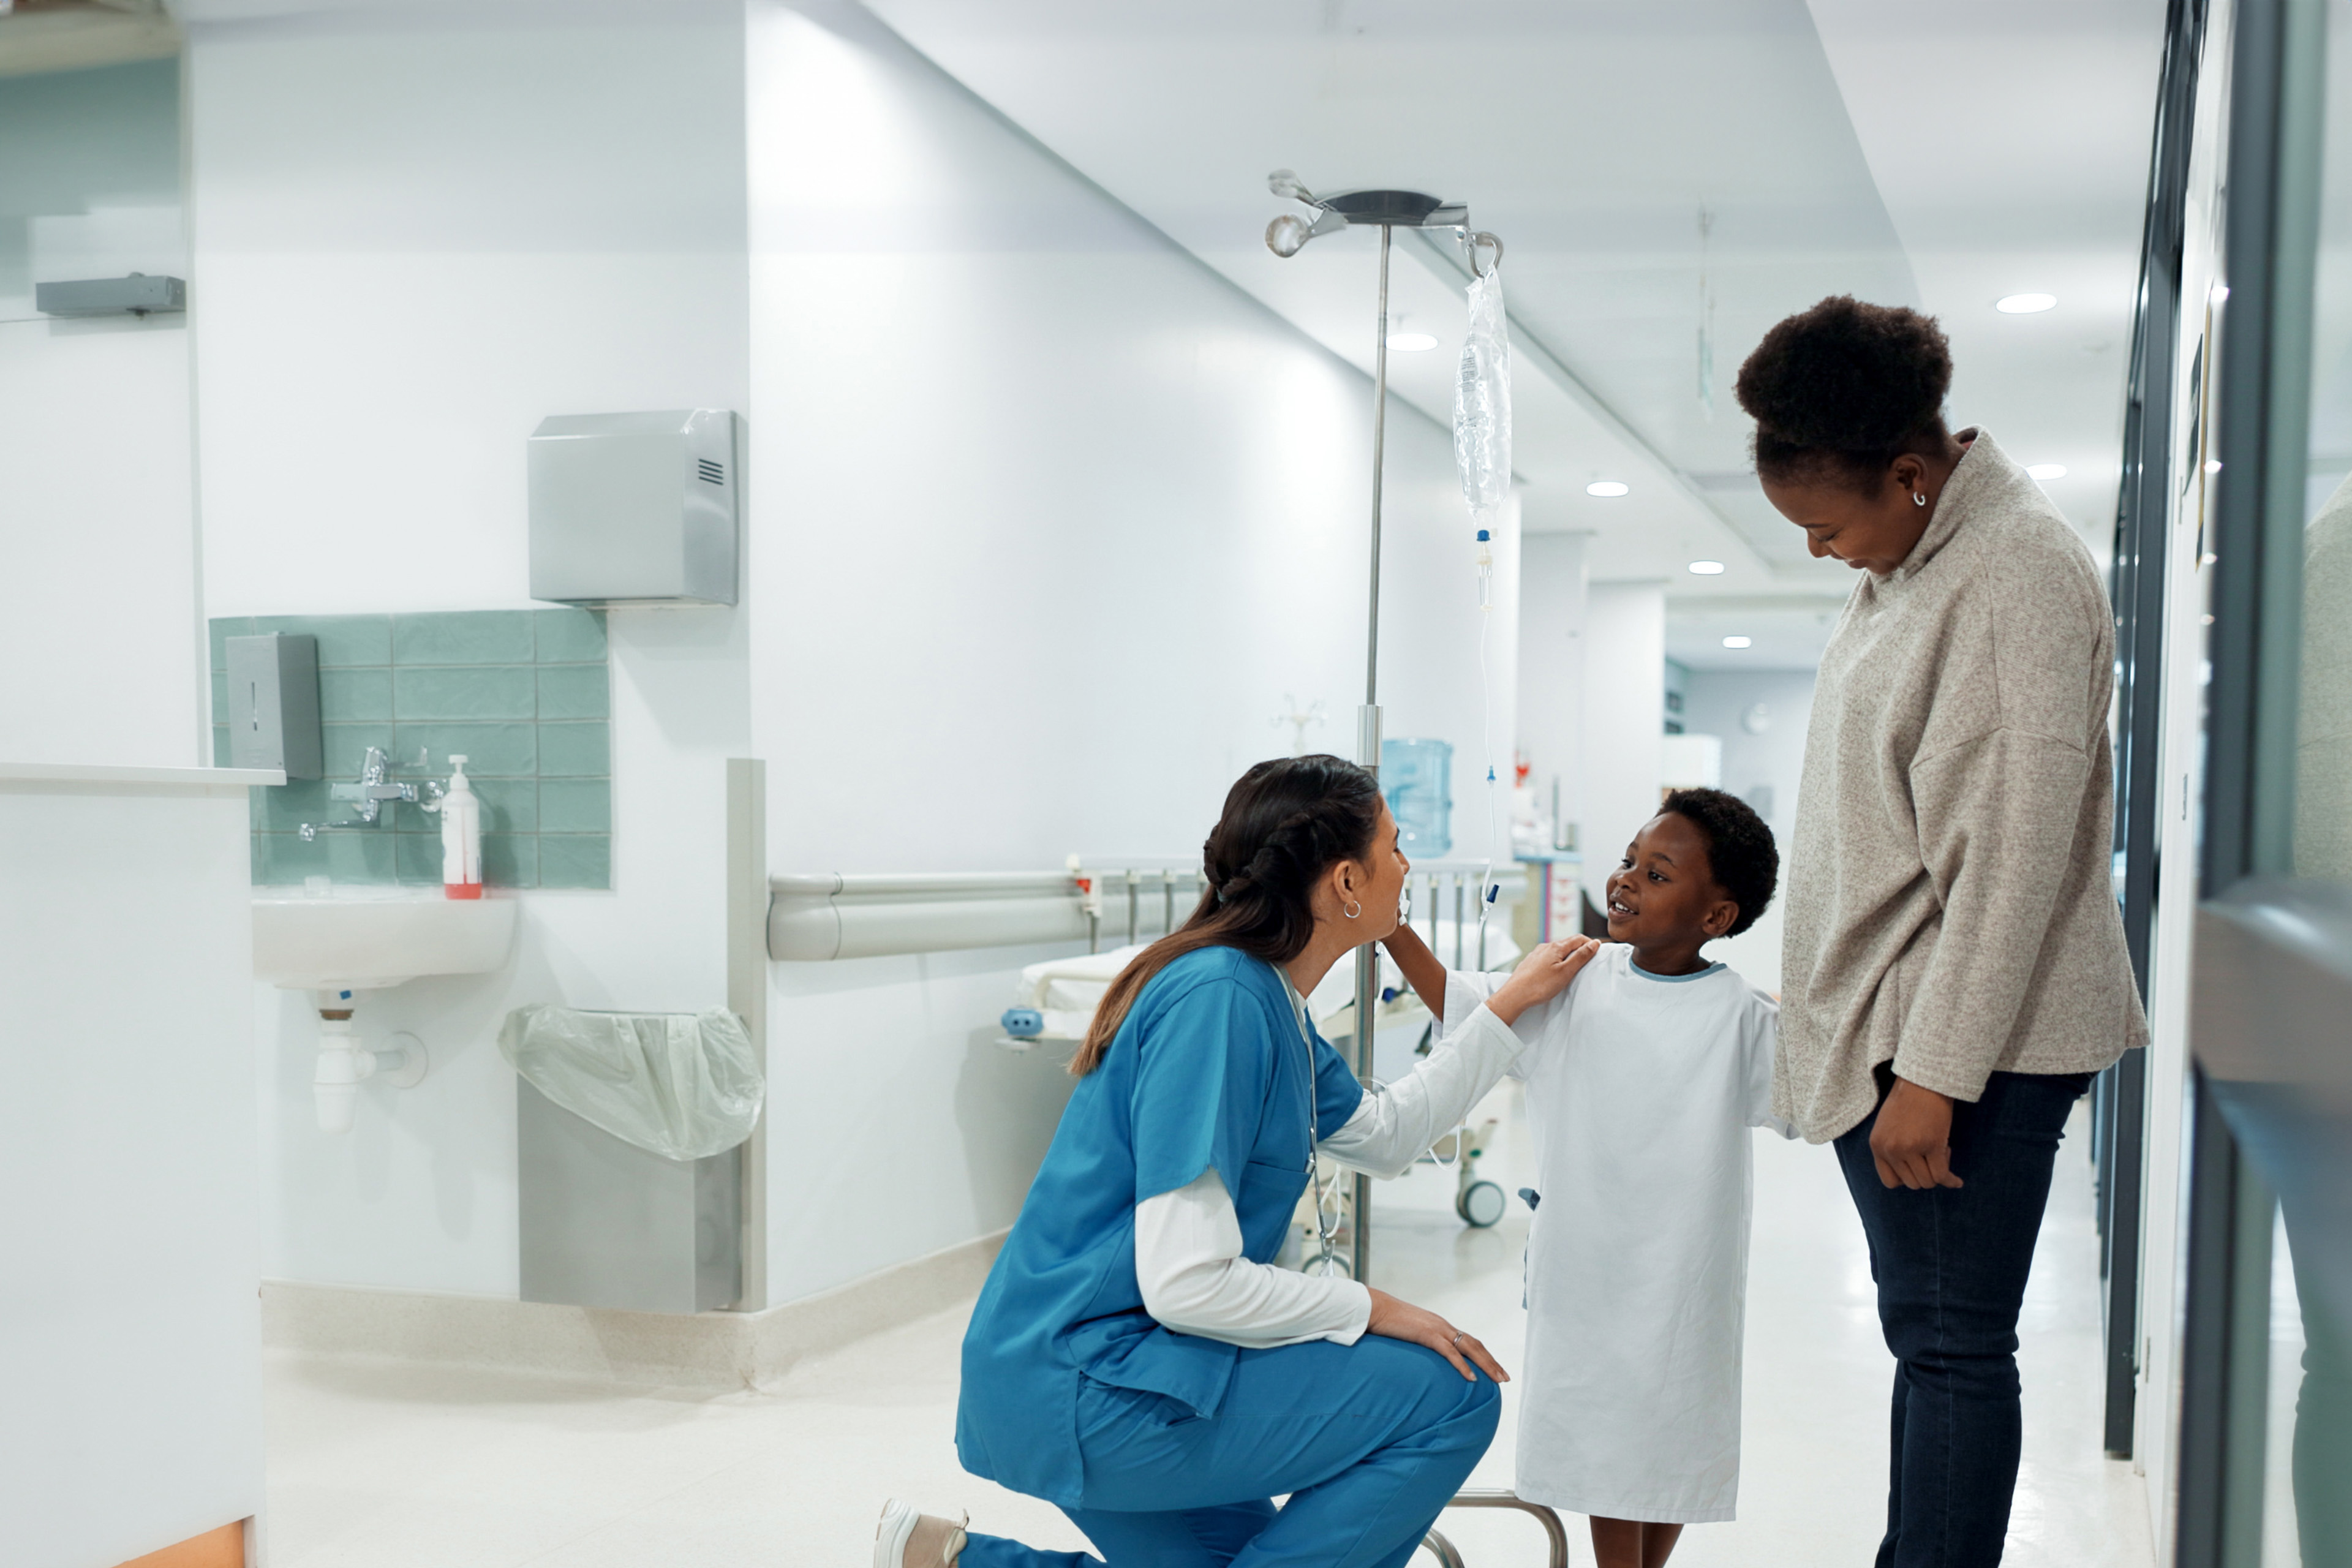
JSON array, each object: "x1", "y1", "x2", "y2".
[{"x1": 2249, "y1": 4, "x2": 2352, "y2": 1559}]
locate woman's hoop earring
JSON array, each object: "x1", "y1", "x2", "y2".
[
  {"x1": 1912, "y1": 491, "x2": 1928, "y2": 507},
  {"x1": 1343, "y1": 900, "x2": 1362, "y2": 920}
]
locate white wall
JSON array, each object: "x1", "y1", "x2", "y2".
[
  {"x1": 1517, "y1": 532, "x2": 1588, "y2": 851},
  {"x1": 1579, "y1": 581, "x2": 1665, "y2": 910},
  {"x1": 1, "y1": 775, "x2": 261, "y2": 1567},
  {"x1": 167, "y1": 0, "x2": 1511, "y2": 1306},
  {"x1": 0, "y1": 61, "x2": 202, "y2": 768},
  {"x1": 744, "y1": 0, "x2": 1507, "y2": 1301},
  {"x1": 187, "y1": 2, "x2": 753, "y2": 1294},
  {"x1": 1682, "y1": 668, "x2": 1816, "y2": 992}
]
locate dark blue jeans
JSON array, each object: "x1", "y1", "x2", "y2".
[{"x1": 1834, "y1": 1067, "x2": 2092, "y2": 1568}]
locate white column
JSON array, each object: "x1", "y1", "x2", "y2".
[
  {"x1": 1516, "y1": 532, "x2": 1588, "y2": 855},
  {"x1": 1579, "y1": 581, "x2": 1665, "y2": 913}
]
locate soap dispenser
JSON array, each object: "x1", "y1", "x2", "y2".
[{"x1": 440, "y1": 755, "x2": 483, "y2": 900}]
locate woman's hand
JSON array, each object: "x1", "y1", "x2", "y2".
[
  {"x1": 1365, "y1": 1287, "x2": 1508, "y2": 1382},
  {"x1": 1486, "y1": 937, "x2": 1602, "y2": 1026},
  {"x1": 1870, "y1": 1076, "x2": 1964, "y2": 1189}
]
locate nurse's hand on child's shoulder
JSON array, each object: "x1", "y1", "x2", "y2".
[
  {"x1": 1487, "y1": 936, "x2": 1602, "y2": 1027},
  {"x1": 1365, "y1": 1287, "x2": 1508, "y2": 1383}
]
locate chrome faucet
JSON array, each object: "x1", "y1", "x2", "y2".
[{"x1": 300, "y1": 747, "x2": 442, "y2": 840}]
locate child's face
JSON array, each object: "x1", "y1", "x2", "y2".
[{"x1": 1604, "y1": 813, "x2": 1740, "y2": 951}]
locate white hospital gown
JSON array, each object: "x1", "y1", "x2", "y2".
[{"x1": 1449, "y1": 945, "x2": 1793, "y2": 1523}]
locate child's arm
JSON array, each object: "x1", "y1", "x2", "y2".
[{"x1": 1382, "y1": 922, "x2": 1449, "y2": 1020}]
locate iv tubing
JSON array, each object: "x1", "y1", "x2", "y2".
[{"x1": 1476, "y1": 573, "x2": 1494, "y2": 953}]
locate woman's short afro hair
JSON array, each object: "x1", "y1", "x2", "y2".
[
  {"x1": 1660, "y1": 787, "x2": 1778, "y2": 940},
  {"x1": 1735, "y1": 296, "x2": 1953, "y2": 488}
]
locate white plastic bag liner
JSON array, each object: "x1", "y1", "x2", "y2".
[
  {"x1": 1453, "y1": 264, "x2": 1513, "y2": 522},
  {"x1": 498, "y1": 1005, "x2": 764, "y2": 1162}
]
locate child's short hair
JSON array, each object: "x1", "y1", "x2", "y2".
[{"x1": 1660, "y1": 787, "x2": 1779, "y2": 938}]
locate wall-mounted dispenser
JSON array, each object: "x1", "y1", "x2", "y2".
[
  {"x1": 35, "y1": 274, "x2": 187, "y2": 318},
  {"x1": 528, "y1": 409, "x2": 741, "y2": 606},
  {"x1": 224, "y1": 632, "x2": 323, "y2": 778}
]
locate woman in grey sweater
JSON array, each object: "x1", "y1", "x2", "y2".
[{"x1": 1734, "y1": 298, "x2": 2146, "y2": 1568}]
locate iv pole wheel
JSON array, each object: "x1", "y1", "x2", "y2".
[{"x1": 1457, "y1": 1180, "x2": 1506, "y2": 1229}]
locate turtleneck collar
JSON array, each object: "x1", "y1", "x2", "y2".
[{"x1": 1883, "y1": 427, "x2": 2007, "y2": 583}]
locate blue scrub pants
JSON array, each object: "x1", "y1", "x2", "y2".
[{"x1": 961, "y1": 1335, "x2": 1500, "y2": 1568}]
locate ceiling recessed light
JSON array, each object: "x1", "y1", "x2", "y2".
[
  {"x1": 1687, "y1": 559, "x2": 1725, "y2": 575},
  {"x1": 1386, "y1": 331, "x2": 1438, "y2": 352},
  {"x1": 1996, "y1": 293, "x2": 2057, "y2": 314},
  {"x1": 1722, "y1": 635, "x2": 1752, "y2": 649},
  {"x1": 2027, "y1": 463, "x2": 2067, "y2": 480},
  {"x1": 1586, "y1": 480, "x2": 1630, "y2": 497}
]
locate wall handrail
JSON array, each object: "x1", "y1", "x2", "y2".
[
  {"x1": 769, "y1": 871, "x2": 1077, "y2": 900},
  {"x1": 767, "y1": 862, "x2": 1528, "y2": 963}
]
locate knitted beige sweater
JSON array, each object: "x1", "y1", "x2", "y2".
[{"x1": 1776, "y1": 431, "x2": 2149, "y2": 1143}]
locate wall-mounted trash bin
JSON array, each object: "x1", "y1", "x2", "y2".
[{"x1": 500, "y1": 1005, "x2": 763, "y2": 1314}]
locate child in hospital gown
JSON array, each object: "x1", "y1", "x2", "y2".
[{"x1": 1396, "y1": 788, "x2": 1792, "y2": 1553}]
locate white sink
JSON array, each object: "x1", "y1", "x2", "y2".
[{"x1": 252, "y1": 887, "x2": 518, "y2": 992}]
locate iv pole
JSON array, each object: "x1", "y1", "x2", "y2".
[
  {"x1": 1264, "y1": 174, "x2": 1478, "y2": 1284},
  {"x1": 1352, "y1": 223, "x2": 1391, "y2": 1284}
]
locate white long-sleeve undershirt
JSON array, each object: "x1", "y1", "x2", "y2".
[
  {"x1": 1131, "y1": 1000, "x2": 1526, "y2": 1348},
  {"x1": 1134, "y1": 1168, "x2": 1371, "y2": 1347}
]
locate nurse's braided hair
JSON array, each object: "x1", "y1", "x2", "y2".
[{"x1": 1073, "y1": 754, "x2": 1385, "y2": 1076}]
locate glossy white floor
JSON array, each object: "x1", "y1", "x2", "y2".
[{"x1": 260, "y1": 1096, "x2": 2155, "y2": 1567}]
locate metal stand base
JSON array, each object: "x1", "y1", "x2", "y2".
[{"x1": 1421, "y1": 1490, "x2": 1570, "y2": 1568}]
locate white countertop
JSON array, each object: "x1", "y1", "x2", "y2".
[{"x1": 0, "y1": 761, "x2": 285, "y2": 788}]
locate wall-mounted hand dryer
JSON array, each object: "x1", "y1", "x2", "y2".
[{"x1": 528, "y1": 410, "x2": 741, "y2": 606}]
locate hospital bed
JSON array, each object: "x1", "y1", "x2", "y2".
[
  {"x1": 999, "y1": 869, "x2": 1524, "y2": 1244},
  {"x1": 770, "y1": 859, "x2": 1527, "y2": 1242}
]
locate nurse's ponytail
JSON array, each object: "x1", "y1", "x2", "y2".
[{"x1": 1071, "y1": 754, "x2": 1384, "y2": 1076}]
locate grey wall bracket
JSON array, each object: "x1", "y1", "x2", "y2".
[{"x1": 35, "y1": 274, "x2": 186, "y2": 318}]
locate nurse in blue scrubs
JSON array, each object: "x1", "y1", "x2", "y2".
[{"x1": 875, "y1": 754, "x2": 1599, "y2": 1568}]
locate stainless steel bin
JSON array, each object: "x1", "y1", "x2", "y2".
[{"x1": 517, "y1": 1080, "x2": 741, "y2": 1314}]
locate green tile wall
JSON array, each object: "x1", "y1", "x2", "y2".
[{"x1": 213, "y1": 609, "x2": 611, "y2": 890}]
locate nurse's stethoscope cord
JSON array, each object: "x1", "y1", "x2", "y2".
[{"x1": 1280, "y1": 972, "x2": 1346, "y2": 1278}]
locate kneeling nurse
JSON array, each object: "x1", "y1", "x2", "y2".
[{"x1": 876, "y1": 754, "x2": 1597, "y2": 1568}]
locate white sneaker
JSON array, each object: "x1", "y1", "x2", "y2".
[{"x1": 875, "y1": 1498, "x2": 968, "y2": 1568}]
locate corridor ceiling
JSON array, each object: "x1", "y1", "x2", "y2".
[{"x1": 865, "y1": 0, "x2": 2166, "y2": 664}]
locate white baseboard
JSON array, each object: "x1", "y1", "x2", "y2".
[{"x1": 261, "y1": 1228, "x2": 1008, "y2": 1391}]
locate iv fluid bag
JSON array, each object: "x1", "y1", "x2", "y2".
[{"x1": 1455, "y1": 265, "x2": 1512, "y2": 519}]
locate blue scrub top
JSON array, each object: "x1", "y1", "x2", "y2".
[{"x1": 956, "y1": 945, "x2": 1366, "y2": 1507}]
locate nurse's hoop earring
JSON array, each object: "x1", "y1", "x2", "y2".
[
  {"x1": 1343, "y1": 899, "x2": 1362, "y2": 919},
  {"x1": 1912, "y1": 491, "x2": 1928, "y2": 507}
]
